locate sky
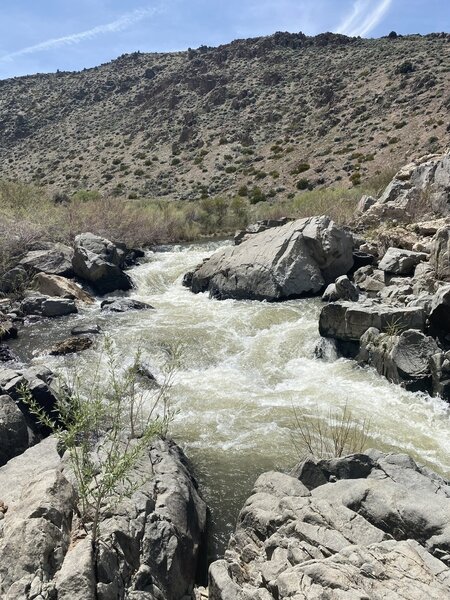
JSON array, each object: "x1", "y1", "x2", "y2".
[{"x1": 0, "y1": 0, "x2": 448, "y2": 79}]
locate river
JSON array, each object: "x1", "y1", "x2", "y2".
[{"x1": 10, "y1": 241, "x2": 450, "y2": 558}]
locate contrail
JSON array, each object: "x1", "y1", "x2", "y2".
[
  {"x1": 337, "y1": 0, "x2": 392, "y2": 38},
  {"x1": 0, "y1": 6, "x2": 160, "y2": 62}
]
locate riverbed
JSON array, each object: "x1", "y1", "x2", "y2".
[{"x1": 10, "y1": 241, "x2": 450, "y2": 558}]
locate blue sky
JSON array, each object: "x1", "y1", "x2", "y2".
[{"x1": 0, "y1": 0, "x2": 448, "y2": 79}]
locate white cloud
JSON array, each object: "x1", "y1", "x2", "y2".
[
  {"x1": 336, "y1": 0, "x2": 392, "y2": 37},
  {"x1": 0, "y1": 6, "x2": 160, "y2": 62}
]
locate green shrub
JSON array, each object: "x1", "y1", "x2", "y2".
[{"x1": 296, "y1": 178, "x2": 310, "y2": 190}]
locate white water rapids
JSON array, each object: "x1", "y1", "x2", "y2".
[{"x1": 11, "y1": 241, "x2": 450, "y2": 556}]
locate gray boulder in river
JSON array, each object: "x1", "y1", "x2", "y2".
[
  {"x1": 187, "y1": 216, "x2": 354, "y2": 301},
  {"x1": 208, "y1": 451, "x2": 450, "y2": 599},
  {"x1": 72, "y1": 233, "x2": 133, "y2": 295}
]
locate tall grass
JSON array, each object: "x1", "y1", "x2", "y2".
[{"x1": 0, "y1": 168, "x2": 395, "y2": 277}]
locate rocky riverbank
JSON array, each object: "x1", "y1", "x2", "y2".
[
  {"x1": 207, "y1": 451, "x2": 450, "y2": 599},
  {"x1": 185, "y1": 150, "x2": 450, "y2": 402},
  {"x1": 1, "y1": 151, "x2": 450, "y2": 599}
]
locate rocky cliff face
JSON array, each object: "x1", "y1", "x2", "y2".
[{"x1": 1, "y1": 32, "x2": 449, "y2": 200}]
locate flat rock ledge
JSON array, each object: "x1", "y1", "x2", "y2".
[
  {"x1": 0, "y1": 436, "x2": 207, "y2": 600},
  {"x1": 208, "y1": 451, "x2": 450, "y2": 600}
]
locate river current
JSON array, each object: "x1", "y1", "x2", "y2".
[{"x1": 10, "y1": 241, "x2": 450, "y2": 557}]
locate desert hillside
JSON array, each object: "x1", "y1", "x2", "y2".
[{"x1": 0, "y1": 31, "x2": 449, "y2": 201}]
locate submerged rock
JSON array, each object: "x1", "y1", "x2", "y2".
[
  {"x1": 20, "y1": 295, "x2": 77, "y2": 318},
  {"x1": 72, "y1": 233, "x2": 133, "y2": 295},
  {"x1": 208, "y1": 451, "x2": 450, "y2": 599},
  {"x1": 50, "y1": 336, "x2": 94, "y2": 356},
  {"x1": 100, "y1": 298, "x2": 154, "y2": 312},
  {"x1": 187, "y1": 216, "x2": 354, "y2": 301}
]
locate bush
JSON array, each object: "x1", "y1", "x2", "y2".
[
  {"x1": 20, "y1": 338, "x2": 177, "y2": 544},
  {"x1": 291, "y1": 402, "x2": 372, "y2": 460},
  {"x1": 291, "y1": 162, "x2": 310, "y2": 175},
  {"x1": 296, "y1": 178, "x2": 310, "y2": 190}
]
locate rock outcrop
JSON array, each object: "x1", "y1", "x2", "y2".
[
  {"x1": 187, "y1": 216, "x2": 353, "y2": 301},
  {"x1": 358, "y1": 327, "x2": 440, "y2": 392},
  {"x1": 31, "y1": 272, "x2": 94, "y2": 303},
  {"x1": 208, "y1": 451, "x2": 450, "y2": 600},
  {"x1": 72, "y1": 233, "x2": 133, "y2": 295},
  {"x1": 19, "y1": 243, "x2": 74, "y2": 277},
  {"x1": 0, "y1": 437, "x2": 207, "y2": 600},
  {"x1": 359, "y1": 151, "x2": 450, "y2": 225}
]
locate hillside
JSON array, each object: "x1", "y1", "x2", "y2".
[{"x1": 0, "y1": 31, "x2": 449, "y2": 201}]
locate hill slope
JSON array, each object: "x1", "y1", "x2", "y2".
[{"x1": 0, "y1": 31, "x2": 449, "y2": 201}]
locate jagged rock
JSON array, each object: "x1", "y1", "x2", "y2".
[
  {"x1": 360, "y1": 152, "x2": 450, "y2": 225},
  {"x1": 322, "y1": 275, "x2": 359, "y2": 303},
  {"x1": 0, "y1": 394, "x2": 28, "y2": 466},
  {"x1": 72, "y1": 233, "x2": 133, "y2": 295},
  {"x1": 356, "y1": 194, "x2": 376, "y2": 213},
  {"x1": 428, "y1": 284, "x2": 450, "y2": 339},
  {"x1": 0, "y1": 266, "x2": 28, "y2": 294},
  {"x1": 49, "y1": 336, "x2": 94, "y2": 356},
  {"x1": 19, "y1": 243, "x2": 74, "y2": 277},
  {"x1": 0, "y1": 365, "x2": 59, "y2": 437},
  {"x1": 430, "y1": 351, "x2": 450, "y2": 402},
  {"x1": 313, "y1": 337, "x2": 339, "y2": 361},
  {"x1": 413, "y1": 261, "x2": 440, "y2": 295},
  {"x1": 378, "y1": 283, "x2": 414, "y2": 304},
  {"x1": 431, "y1": 226, "x2": 450, "y2": 281},
  {"x1": 378, "y1": 247, "x2": 427, "y2": 275},
  {"x1": 100, "y1": 298, "x2": 155, "y2": 312},
  {"x1": 358, "y1": 327, "x2": 440, "y2": 392},
  {"x1": 319, "y1": 300, "x2": 425, "y2": 342},
  {"x1": 208, "y1": 451, "x2": 450, "y2": 600},
  {"x1": 20, "y1": 295, "x2": 77, "y2": 317},
  {"x1": 353, "y1": 265, "x2": 386, "y2": 294},
  {"x1": 32, "y1": 273, "x2": 94, "y2": 303},
  {"x1": 188, "y1": 216, "x2": 354, "y2": 301},
  {"x1": 234, "y1": 218, "x2": 291, "y2": 245}
]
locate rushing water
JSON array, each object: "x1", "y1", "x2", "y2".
[{"x1": 10, "y1": 241, "x2": 450, "y2": 558}]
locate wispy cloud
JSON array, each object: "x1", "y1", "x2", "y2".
[
  {"x1": 336, "y1": 0, "x2": 392, "y2": 37},
  {"x1": 0, "y1": 6, "x2": 160, "y2": 62}
]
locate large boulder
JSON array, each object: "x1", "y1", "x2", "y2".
[
  {"x1": 188, "y1": 216, "x2": 354, "y2": 301},
  {"x1": 72, "y1": 233, "x2": 133, "y2": 295},
  {"x1": 358, "y1": 327, "x2": 440, "y2": 392},
  {"x1": 319, "y1": 300, "x2": 425, "y2": 342},
  {"x1": 0, "y1": 437, "x2": 207, "y2": 600},
  {"x1": 20, "y1": 295, "x2": 77, "y2": 317},
  {"x1": 32, "y1": 273, "x2": 94, "y2": 303},
  {"x1": 378, "y1": 247, "x2": 427, "y2": 275},
  {"x1": 19, "y1": 243, "x2": 74, "y2": 277},
  {"x1": 208, "y1": 451, "x2": 450, "y2": 600}
]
